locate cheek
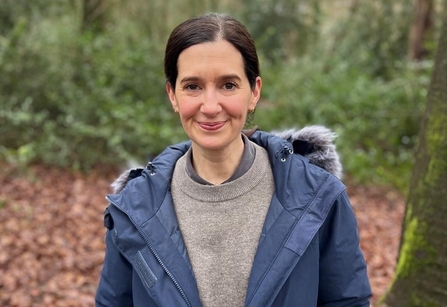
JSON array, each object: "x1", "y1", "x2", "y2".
[
  {"x1": 227, "y1": 105, "x2": 247, "y2": 118},
  {"x1": 178, "y1": 98, "x2": 199, "y2": 119},
  {"x1": 225, "y1": 96, "x2": 251, "y2": 118}
]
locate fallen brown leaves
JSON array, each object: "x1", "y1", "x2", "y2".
[
  {"x1": 0, "y1": 164, "x2": 405, "y2": 307},
  {"x1": 348, "y1": 183, "x2": 405, "y2": 305},
  {"x1": 0, "y1": 164, "x2": 116, "y2": 307}
]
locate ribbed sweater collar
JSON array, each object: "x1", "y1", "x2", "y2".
[
  {"x1": 172, "y1": 142, "x2": 270, "y2": 203},
  {"x1": 184, "y1": 134, "x2": 255, "y2": 185}
]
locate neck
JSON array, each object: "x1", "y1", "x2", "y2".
[{"x1": 191, "y1": 136, "x2": 244, "y2": 185}]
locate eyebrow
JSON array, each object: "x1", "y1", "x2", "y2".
[{"x1": 179, "y1": 74, "x2": 242, "y2": 84}]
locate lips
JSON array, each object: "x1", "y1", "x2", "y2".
[{"x1": 198, "y1": 121, "x2": 226, "y2": 131}]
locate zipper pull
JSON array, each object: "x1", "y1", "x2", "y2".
[
  {"x1": 146, "y1": 162, "x2": 156, "y2": 175},
  {"x1": 279, "y1": 145, "x2": 294, "y2": 162}
]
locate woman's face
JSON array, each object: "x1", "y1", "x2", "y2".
[{"x1": 167, "y1": 39, "x2": 261, "y2": 153}]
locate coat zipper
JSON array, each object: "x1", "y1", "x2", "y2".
[{"x1": 106, "y1": 196, "x2": 192, "y2": 307}]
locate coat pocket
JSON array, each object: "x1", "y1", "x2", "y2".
[{"x1": 135, "y1": 250, "x2": 158, "y2": 289}]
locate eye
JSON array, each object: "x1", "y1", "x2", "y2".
[
  {"x1": 222, "y1": 82, "x2": 237, "y2": 90},
  {"x1": 184, "y1": 84, "x2": 200, "y2": 91}
]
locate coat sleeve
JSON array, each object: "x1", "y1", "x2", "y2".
[
  {"x1": 317, "y1": 190, "x2": 372, "y2": 307},
  {"x1": 95, "y1": 228, "x2": 134, "y2": 307}
]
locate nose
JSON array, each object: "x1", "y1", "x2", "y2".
[{"x1": 200, "y1": 88, "x2": 221, "y2": 116}]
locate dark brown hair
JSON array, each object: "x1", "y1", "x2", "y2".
[{"x1": 164, "y1": 13, "x2": 260, "y2": 90}]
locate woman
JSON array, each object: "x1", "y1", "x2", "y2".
[{"x1": 95, "y1": 13, "x2": 371, "y2": 307}]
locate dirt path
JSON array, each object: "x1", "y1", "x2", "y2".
[{"x1": 0, "y1": 164, "x2": 405, "y2": 306}]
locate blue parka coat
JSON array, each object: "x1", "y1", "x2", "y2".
[{"x1": 95, "y1": 129, "x2": 371, "y2": 307}]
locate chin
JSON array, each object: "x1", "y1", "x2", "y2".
[{"x1": 193, "y1": 140, "x2": 225, "y2": 151}]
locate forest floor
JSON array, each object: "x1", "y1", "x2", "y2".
[{"x1": 0, "y1": 163, "x2": 405, "y2": 307}]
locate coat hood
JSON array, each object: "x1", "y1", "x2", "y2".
[
  {"x1": 271, "y1": 125, "x2": 342, "y2": 179},
  {"x1": 111, "y1": 125, "x2": 342, "y2": 194}
]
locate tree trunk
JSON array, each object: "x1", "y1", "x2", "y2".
[
  {"x1": 378, "y1": 1, "x2": 447, "y2": 306},
  {"x1": 408, "y1": 0, "x2": 434, "y2": 61}
]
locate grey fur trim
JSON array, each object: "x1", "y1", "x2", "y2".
[
  {"x1": 272, "y1": 125, "x2": 343, "y2": 179},
  {"x1": 111, "y1": 169, "x2": 133, "y2": 194}
]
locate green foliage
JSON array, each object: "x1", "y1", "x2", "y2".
[
  {"x1": 256, "y1": 57, "x2": 429, "y2": 189},
  {"x1": 0, "y1": 3, "x2": 185, "y2": 169},
  {"x1": 0, "y1": 0, "x2": 440, "y2": 189},
  {"x1": 242, "y1": 0, "x2": 322, "y2": 63},
  {"x1": 251, "y1": 0, "x2": 435, "y2": 189},
  {"x1": 330, "y1": 1, "x2": 414, "y2": 80}
]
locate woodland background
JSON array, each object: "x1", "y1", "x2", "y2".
[{"x1": 0, "y1": 0, "x2": 444, "y2": 306}]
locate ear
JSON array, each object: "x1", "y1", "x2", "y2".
[
  {"x1": 249, "y1": 77, "x2": 262, "y2": 111},
  {"x1": 166, "y1": 82, "x2": 178, "y2": 111}
]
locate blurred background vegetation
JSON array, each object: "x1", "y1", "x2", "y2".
[{"x1": 0, "y1": 0, "x2": 444, "y2": 191}]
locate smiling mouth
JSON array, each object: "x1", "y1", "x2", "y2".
[{"x1": 198, "y1": 121, "x2": 226, "y2": 131}]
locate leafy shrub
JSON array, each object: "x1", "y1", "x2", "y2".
[
  {"x1": 0, "y1": 11, "x2": 185, "y2": 170},
  {"x1": 255, "y1": 56, "x2": 430, "y2": 189}
]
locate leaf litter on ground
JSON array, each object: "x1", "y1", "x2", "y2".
[{"x1": 0, "y1": 164, "x2": 405, "y2": 307}]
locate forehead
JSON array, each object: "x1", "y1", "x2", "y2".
[{"x1": 176, "y1": 40, "x2": 244, "y2": 77}]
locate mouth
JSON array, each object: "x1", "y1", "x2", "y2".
[{"x1": 197, "y1": 121, "x2": 226, "y2": 131}]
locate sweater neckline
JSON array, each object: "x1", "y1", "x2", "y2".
[
  {"x1": 172, "y1": 142, "x2": 270, "y2": 203},
  {"x1": 184, "y1": 134, "x2": 256, "y2": 185}
]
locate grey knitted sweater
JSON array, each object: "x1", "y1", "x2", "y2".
[{"x1": 171, "y1": 142, "x2": 275, "y2": 307}]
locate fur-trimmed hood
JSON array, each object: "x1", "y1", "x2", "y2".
[
  {"x1": 111, "y1": 125, "x2": 342, "y2": 194},
  {"x1": 271, "y1": 125, "x2": 342, "y2": 179}
]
